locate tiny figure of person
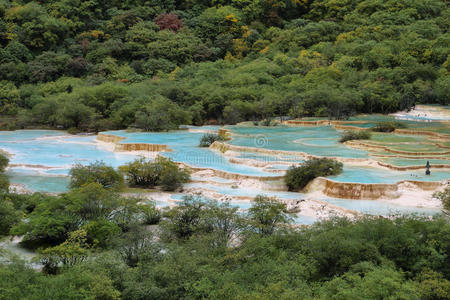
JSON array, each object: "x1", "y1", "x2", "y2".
[{"x1": 425, "y1": 161, "x2": 431, "y2": 175}]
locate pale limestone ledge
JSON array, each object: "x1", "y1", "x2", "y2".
[
  {"x1": 0, "y1": 148, "x2": 13, "y2": 158},
  {"x1": 95, "y1": 139, "x2": 160, "y2": 159},
  {"x1": 305, "y1": 177, "x2": 447, "y2": 201},
  {"x1": 210, "y1": 141, "x2": 450, "y2": 172},
  {"x1": 9, "y1": 183, "x2": 33, "y2": 195},
  {"x1": 96, "y1": 133, "x2": 170, "y2": 152},
  {"x1": 182, "y1": 185, "x2": 360, "y2": 220},
  {"x1": 96, "y1": 134, "x2": 447, "y2": 202}
]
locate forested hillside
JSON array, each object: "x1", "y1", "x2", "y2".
[{"x1": 0, "y1": 0, "x2": 449, "y2": 131}]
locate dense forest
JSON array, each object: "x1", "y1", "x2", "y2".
[{"x1": 0, "y1": 0, "x2": 449, "y2": 131}]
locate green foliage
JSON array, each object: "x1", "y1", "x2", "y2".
[
  {"x1": 10, "y1": 183, "x2": 139, "y2": 249},
  {"x1": 162, "y1": 195, "x2": 206, "y2": 240},
  {"x1": 112, "y1": 225, "x2": 159, "y2": 267},
  {"x1": 82, "y1": 219, "x2": 121, "y2": 248},
  {"x1": 0, "y1": 153, "x2": 9, "y2": 191},
  {"x1": 37, "y1": 229, "x2": 90, "y2": 273},
  {"x1": 139, "y1": 202, "x2": 161, "y2": 225},
  {"x1": 285, "y1": 158, "x2": 343, "y2": 191},
  {"x1": 434, "y1": 186, "x2": 450, "y2": 214},
  {"x1": 120, "y1": 157, "x2": 190, "y2": 191},
  {"x1": 0, "y1": 0, "x2": 447, "y2": 130},
  {"x1": 0, "y1": 259, "x2": 120, "y2": 299},
  {"x1": 316, "y1": 263, "x2": 420, "y2": 299},
  {"x1": 2, "y1": 208, "x2": 450, "y2": 299},
  {"x1": 134, "y1": 97, "x2": 191, "y2": 131},
  {"x1": 10, "y1": 193, "x2": 78, "y2": 249},
  {"x1": 69, "y1": 161, "x2": 124, "y2": 190},
  {"x1": 199, "y1": 133, "x2": 225, "y2": 147},
  {"x1": 0, "y1": 195, "x2": 21, "y2": 236},
  {"x1": 372, "y1": 121, "x2": 408, "y2": 132},
  {"x1": 247, "y1": 195, "x2": 293, "y2": 235},
  {"x1": 416, "y1": 269, "x2": 450, "y2": 300},
  {"x1": 339, "y1": 130, "x2": 372, "y2": 143},
  {"x1": 162, "y1": 196, "x2": 243, "y2": 246}
]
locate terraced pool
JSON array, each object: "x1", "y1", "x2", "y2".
[{"x1": 1, "y1": 123, "x2": 448, "y2": 219}]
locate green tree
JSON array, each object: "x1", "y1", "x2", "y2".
[
  {"x1": 285, "y1": 158, "x2": 343, "y2": 191},
  {"x1": 317, "y1": 263, "x2": 420, "y2": 299},
  {"x1": 120, "y1": 157, "x2": 190, "y2": 191},
  {"x1": 0, "y1": 197, "x2": 21, "y2": 236},
  {"x1": 247, "y1": 195, "x2": 293, "y2": 235},
  {"x1": 69, "y1": 161, "x2": 124, "y2": 190},
  {"x1": 37, "y1": 229, "x2": 90, "y2": 272},
  {"x1": 434, "y1": 187, "x2": 450, "y2": 214},
  {"x1": 162, "y1": 196, "x2": 205, "y2": 240}
]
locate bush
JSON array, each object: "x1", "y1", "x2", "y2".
[
  {"x1": 67, "y1": 127, "x2": 81, "y2": 135},
  {"x1": 285, "y1": 158, "x2": 343, "y2": 191},
  {"x1": 0, "y1": 174, "x2": 9, "y2": 192},
  {"x1": 372, "y1": 121, "x2": 407, "y2": 132},
  {"x1": 0, "y1": 197, "x2": 21, "y2": 236},
  {"x1": 0, "y1": 153, "x2": 9, "y2": 191},
  {"x1": 248, "y1": 195, "x2": 292, "y2": 235},
  {"x1": 0, "y1": 153, "x2": 9, "y2": 172},
  {"x1": 139, "y1": 203, "x2": 161, "y2": 225},
  {"x1": 339, "y1": 130, "x2": 371, "y2": 143},
  {"x1": 434, "y1": 186, "x2": 449, "y2": 214},
  {"x1": 159, "y1": 160, "x2": 191, "y2": 191},
  {"x1": 199, "y1": 133, "x2": 225, "y2": 147},
  {"x1": 260, "y1": 118, "x2": 277, "y2": 126},
  {"x1": 119, "y1": 157, "x2": 190, "y2": 191},
  {"x1": 69, "y1": 161, "x2": 124, "y2": 190}
]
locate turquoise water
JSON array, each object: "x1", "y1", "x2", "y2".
[
  {"x1": 266, "y1": 164, "x2": 290, "y2": 170},
  {"x1": 227, "y1": 126, "x2": 369, "y2": 158},
  {"x1": 105, "y1": 130, "x2": 278, "y2": 177},
  {"x1": 170, "y1": 193, "x2": 254, "y2": 209},
  {"x1": 7, "y1": 169, "x2": 70, "y2": 193},
  {"x1": 0, "y1": 130, "x2": 139, "y2": 170},
  {"x1": 191, "y1": 176, "x2": 235, "y2": 184},
  {"x1": 323, "y1": 197, "x2": 442, "y2": 216},
  {"x1": 293, "y1": 215, "x2": 317, "y2": 225},
  {"x1": 0, "y1": 237, "x2": 38, "y2": 268},
  {"x1": 378, "y1": 157, "x2": 450, "y2": 167},
  {"x1": 184, "y1": 182, "x2": 305, "y2": 200},
  {"x1": 331, "y1": 166, "x2": 449, "y2": 183},
  {"x1": 1, "y1": 128, "x2": 448, "y2": 222}
]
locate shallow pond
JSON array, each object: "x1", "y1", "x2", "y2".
[
  {"x1": 227, "y1": 126, "x2": 369, "y2": 158},
  {"x1": 1, "y1": 128, "x2": 448, "y2": 220},
  {"x1": 331, "y1": 165, "x2": 450, "y2": 184},
  {"x1": 105, "y1": 130, "x2": 278, "y2": 176}
]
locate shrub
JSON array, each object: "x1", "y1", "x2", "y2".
[
  {"x1": 0, "y1": 153, "x2": 9, "y2": 172},
  {"x1": 67, "y1": 127, "x2": 81, "y2": 135},
  {"x1": 159, "y1": 160, "x2": 191, "y2": 191},
  {"x1": 139, "y1": 202, "x2": 161, "y2": 225},
  {"x1": 119, "y1": 157, "x2": 190, "y2": 191},
  {"x1": 69, "y1": 161, "x2": 124, "y2": 190},
  {"x1": 0, "y1": 153, "x2": 9, "y2": 191},
  {"x1": 285, "y1": 158, "x2": 343, "y2": 191},
  {"x1": 0, "y1": 198, "x2": 21, "y2": 236},
  {"x1": 339, "y1": 130, "x2": 371, "y2": 143},
  {"x1": 199, "y1": 133, "x2": 225, "y2": 147},
  {"x1": 260, "y1": 118, "x2": 277, "y2": 126},
  {"x1": 372, "y1": 121, "x2": 407, "y2": 132},
  {"x1": 434, "y1": 186, "x2": 449, "y2": 214},
  {"x1": 248, "y1": 195, "x2": 292, "y2": 235},
  {"x1": 0, "y1": 174, "x2": 9, "y2": 192}
]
